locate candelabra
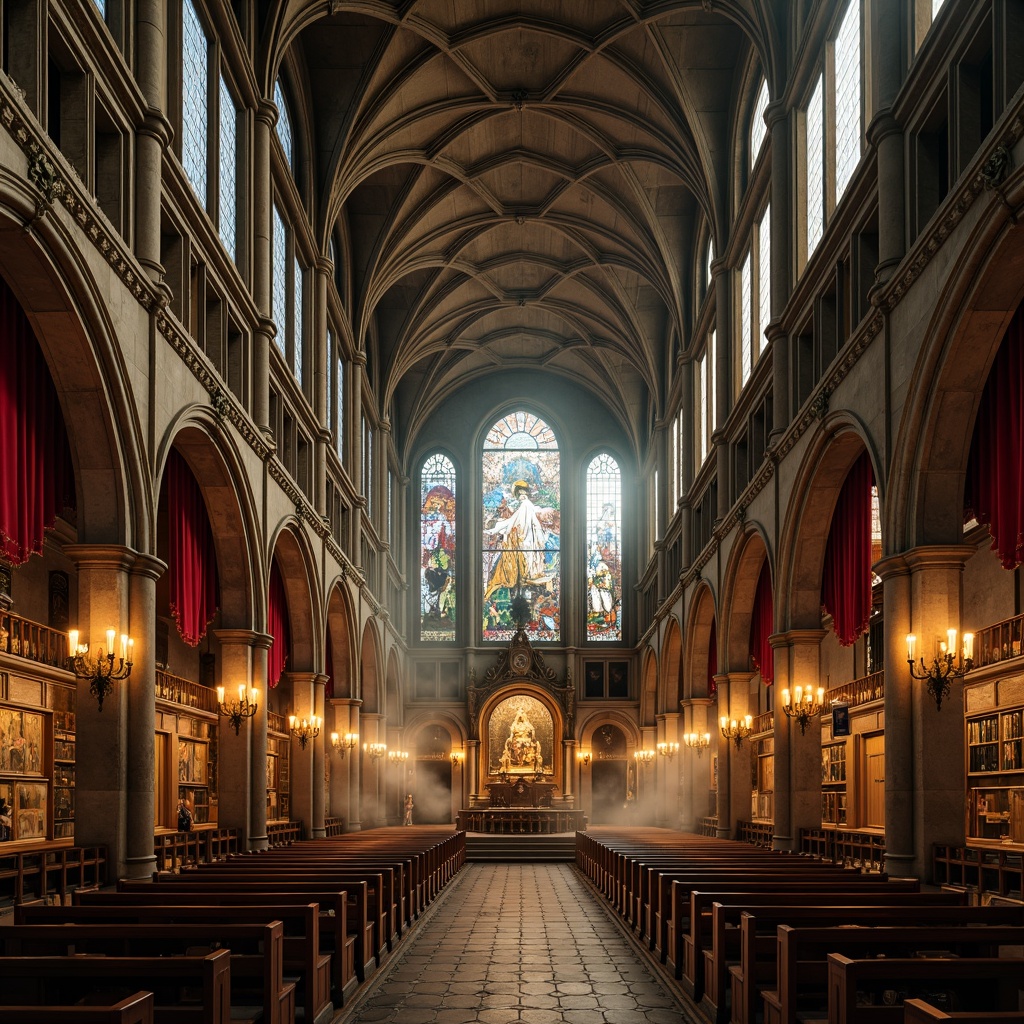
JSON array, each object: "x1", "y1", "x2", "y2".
[
  {"x1": 657, "y1": 741, "x2": 679, "y2": 761},
  {"x1": 388, "y1": 749, "x2": 409, "y2": 766},
  {"x1": 683, "y1": 732, "x2": 711, "y2": 757},
  {"x1": 720, "y1": 715, "x2": 753, "y2": 748},
  {"x1": 68, "y1": 628, "x2": 133, "y2": 711},
  {"x1": 577, "y1": 750, "x2": 592, "y2": 768},
  {"x1": 289, "y1": 714, "x2": 321, "y2": 749},
  {"x1": 781, "y1": 684, "x2": 824, "y2": 735},
  {"x1": 216, "y1": 683, "x2": 259, "y2": 735},
  {"x1": 907, "y1": 631, "x2": 973, "y2": 710},
  {"x1": 364, "y1": 742, "x2": 387, "y2": 761},
  {"x1": 450, "y1": 750, "x2": 463, "y2": 768},
  {"x1": 330, "y1": 732, "x2": 359, "y2": 758},
  {"x1": 633, "y1": 748, "x2": 656, "y2": 768}
]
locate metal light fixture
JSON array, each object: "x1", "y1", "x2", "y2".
[
  {"x1": 781, "y1": 684, "x2": 824, "y2": 735},
  {"x1": 289, "y1": 714, "x2": 322, "y2": 749},
  {"x1": 577, "y1": 750, "x2": 592, "y2": 768},
  {"x1": 683, "y1": 732, "x2": 711, "y2": 757},
  {"x1": 720, "y1": 715, "x2": 753, "y2": 748},
  {"x1": 657, "y1": 741, "x2": 679, "y2": 761},
  {"x1": 634, "y1": 748, "x2": 656, "y2": 768},
  {"x1": 68, "y1": 628, "x2": 133, "y2": 711},
  {"x1": 907, "y1": 630, "x2": 974, "y2": 711},
  {"x1": 388, "y1": 749, "x2": 409, "y2": 766},
  {"x1": 364, "y1": 742, "x2": 387, "y2": 761},
  {"x1": 216, "y1": 683, "x2": 259, "y2": 735},
  {"x1": 330, "y1": 732, "x2": 359, "y2": 758},
  {"x1": 450, "y1": 750, "x2": 463, "y2": 768}
]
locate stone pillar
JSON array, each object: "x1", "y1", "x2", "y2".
[
  {"x1": 712, "y1": 257, "x2": 732, "y2": 521},
  {"x1": 770, "y1": 636, "x2": 793, "y2": 850},
  {"x1": 312, "y1": 673, "x2": 327, "y2": 838},
  {"x1": 213, "y1": 629, "x2": 260, "y2": 842},
  {"x1": 712, "y1": 673, "x2": 731, "y2": 837},
  {"x1": 329, "y1": 697, "x2": 361, "y2": 829},
  {"x1": 348, "y1": 354, "x2": 366, "y2": 553},
  {"x1": 718, "y1": 672, "x2": 756, "y2": 839},
  {"x1": 285, "y1": 671, "x2": 318, "y2": 839},
  {"x1": 766, "y1": 100, "x2": 791, "y2": 440},
  {"x1": 361, "y1": 712, "x2": 385, "y2": 828},
  {"x1": 905, "y1": 546, "x2": 974, "y2": 879},
  {"x1": 658, "y1": 712, "x2": 681, "y2": 826},
  {"x1": 249, "y1": 633, "x2": 272, "y2": 850},
  {"x1": 64, "y1": 544, "x2": 135, "y2": 878},
  {"x1": 252, "y1": 101, "x2": 277, "y2": 433},
  {"x1": 679, "y1": 358, "x2": 695, "y2": 567},
  {"x1": 135, "y1": 0, "x2": 169, "y2": 283},
  {"x1": 680, "y1": 698, "x2": 715, "y2": 831},
  {"x1": 466, "y1": 738, "x2": 480, "y2": 807},
  {"x1": 313, "y1": 257, "x2": 332, "y2": 518},
  {"x1": 125, "y1": 553, "x2": 165, "y2": 879}
]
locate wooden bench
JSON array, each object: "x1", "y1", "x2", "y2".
[
  {"x1": 725, "y1": 903, "x2": 1024, "y2": 1024},
  {"x1": 903, "y1": 997, "x2": 1024, "y2": 1023},
  {"x1": 18, "y1": 898, "x2": 337, "y2": 1020},
  {"x1": 762, "y1": 925, "x2": 1024, "y2": 1024},
  {"x1": 1, "y1": 991, "x2": 154, "y2": 1024},
  {"x1": 0, "y1": 949, "x2": 231, "y2": 1024},
  {"x1": 827, "y1": 955, "x2": 1024, "y2": 1024}
]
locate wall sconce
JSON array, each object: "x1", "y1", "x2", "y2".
[
  {"x1": 450, "y1": 750, "x2": 463, "y2": 768},
  {"x1": 577, "y1": 750, "x2": 592, "y2": 768},
  {"x1": 907, "y1": 631, "x2": 973, "y2": 711},
  {"x1": 657, "y1": 741, "x2": 679, "y2": 761},
  {"x1": 683, "y1": 732, "x2": 711, "y2": 757},
  {"x1": 68, "y1": 628, "x2": 133, "y2": 711},
  {"x1": 216, "y1": 683, "x2": 259, "y2": 735},
  {"x1": 289, "y1": 714, "x2": 321, "y2": 749},
  {"x1": 720, "y1": 715, "x2": 753, "y2": 748},
  {"x1": 388, "y1": 749, "x2": 409, "y2": 766},
  {"x1": 781, "y1": 684, "x2": 824, "y2": 735},
  {"x1": 364, "y1": 742, "x2": 387, "y2": 761},
  {"x1": 634, "y1": 748, "x2": 656, "y2": 768},
  {"x1": 331, "y1": 732, "x2": 358, "y2": 758}
]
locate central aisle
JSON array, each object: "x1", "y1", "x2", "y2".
[{"x1": 340, "y1": 862, "x2": 703, "y2": 1024}]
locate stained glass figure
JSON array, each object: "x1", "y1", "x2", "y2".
[
  {"x1": 421, "y1": 454, "x2": 456, "y2": 641},
  {"x1": 586, "y1": 453, "x2": 622, "y2": 640}
]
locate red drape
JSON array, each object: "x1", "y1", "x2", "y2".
[
  {"x1": 0, "y1": 276, "x2": 75, "y2": 564},
  {"x1": 707, "y1": 618, "x2": 718, "y2": 697},
  {"x1": 267, "y1": 560, "x2": 290, "y2": 688},
  {"x1": 325, "y1": 633, "x2": 334, "y2": 700},
  {"x1": 163, "y1": 449, "x2": 219, "y2": 646},
  {"x1": 750, "y1": 561, "x2": 774, "y2": 685},
  {"x1": 966, "y1": 304, "x2": 1024, "y2": 568},
  {"x1": 821, "y1": 450, "x2": 875, "y2": 646}
]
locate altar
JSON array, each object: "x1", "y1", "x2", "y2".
[
  {"x1": 456, "y1": 807, "x2": 586, "y2": 833},
  {"x1": 486, "y1": 777, "x2": 556, "y2": 808}
]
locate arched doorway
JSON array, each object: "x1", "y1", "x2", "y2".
[
  {"x1": 413, "y1": 725, "x2": 454, "y2": 824},
  {"x1": 590, "y1": 724, "x2": 629, "y2": 824}
]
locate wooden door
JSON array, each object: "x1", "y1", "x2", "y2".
[
  {"x1": 591, "y1": 760, "x2": 628, "y2": 823},
  {"x1": 863, "y1": 733, "x2": 885, "y2": 828}
]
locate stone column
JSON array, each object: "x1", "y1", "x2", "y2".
[
  {"x1": 361, "y1": 712, "x2": 385, "y2": 828},
  {"x1": 562, "y1": 738, "x2": 576, "y2": 805},
  {"x1": 712, "y1": 257, "x2": 732, "y2": 520},
  {"x1": 905, "y1": 545, "x2": 975, "y2": 879},
  {"x1": 313, "y1": 257, "x2": 332, "y2": 518},
  {"x1": 718, "y1": 671, "x2": 756, "y2": 839},
  {"x1": 658, "y1": 712, "x2": 681, "y2": 826},
  {"x1": 712, "y1": 673, "x2": 731, "y2": 838},
  {"x1": 312, "y1": 673, "x2": 327, "y2": 838},
  {"x1": 63, "y1": 544, "x2": 135, "y2": 878},
  {"x1": 285, "y1": 671, "x2": 318, "y2": 839},
  {"x1": 766, "y1": 99, "x2": 791, "y2": 440},
  {"x1": 348, "y1": 354, "x2": 366, "y2": 554},
  {"x1": 213, "y1": 629, "x2": 260, "y2": 842},
  {"x1": 680, "y1": 698, "x2": 715, "y2": 831},
  {"x1": 248, "y1": 633, "x2": 272, "y2": 850},
  {"x1": 679, "y1": 357, "x2": 695, "y2": 567},
  {"x1": 124, "y1": 552, "x2": 165, "y2": 879},
  {"x1": 252, "y1": 101, "x2": 277, "y2": 433},
  {"x1": 135, "y1": 1, "x2": 169, "y2": 283},
  {"x1": 466, "y1": 738, "x2": 480, "y2": 807},
  {"x1": 329, "y1": 697, "x2": 361, "y2": 829}
]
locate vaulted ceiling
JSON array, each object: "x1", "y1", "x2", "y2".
[{"x1": 290, "y1": 1, "x2": 775, "y2": 456}]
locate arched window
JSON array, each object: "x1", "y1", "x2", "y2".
[
  {"x1": 705, "y1": 237, "x2": 715, "y2": 296},
  {"x1": 750, "y1": 78, "x2": 769, "y2": 165},
  {"x1": 420, "y1": 454, "x2": 457, "y2": 641},
  {"x1": 181, "y1": 0, "x2": 209, "y2": 202},
  {"x1": 275, "y1": 79, "x2": 293, "y2": 170},
  {"x1": 586, "y1": 453, "x2": 622, "y2": 641},
  {"x1": 481, "y1": 411, "x2": 560, "y2": 642}
]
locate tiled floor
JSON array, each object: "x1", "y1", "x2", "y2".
[{"x1": 339, "y1": 863, "x2": 703, "y2": 1024}]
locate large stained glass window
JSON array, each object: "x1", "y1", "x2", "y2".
[
  {"x1": 586, "y1": 453, "x2": 622, "y2": 641},
  {"x1": 482, "y1": 412, "x2": 560, "y2": 642},
  {"x1": 181, "y1": 0, "x2": 208, "y2": 205},
  {"x1": 420, "y1": 454, "x2": 456, "y2": 641}
]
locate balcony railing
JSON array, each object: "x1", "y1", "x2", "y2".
[
  {"x1": 154, "y1": 669, "x2": 217, "y2": 713},
  {"x1": 971, "y1": 613, "x2": 1024, "y2": 669},
  {"x1": 0, "y1": 609, "x2": 69, "y2": 669},
  {"x1": 826, "y1": 670, "x2": 884, "y2": 709},
  {"x1": 267, "y1": 710, "x2": 287, "y2": 734},
  {"x1": 752, "y1": 710, "x2": 774, "y2": 734}
]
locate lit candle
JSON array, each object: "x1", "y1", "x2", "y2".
[
  {"x1": 743, "y1": 715, "x2": 752, "y2": 729},
  {"x1": 906, "y1": 634, "x2": 916, "y2": 662},
  {"x1": 120, "y1": 634, "x2": 128, "y2": 660},
  {"x1": 963, "y1": 632, "x2": 974, "y2": 660},
  {"x1": 126, "y1": 638, "x2": 134, "y2": 661},
  {"x1": 702, "y1": 732, "x2": 710, "y2": 743},
  {"x1": 720, "y1": 716, "x2": 728, "y2": 731},
  {"x1": 290, "y1": 715, "x2": 297, "y2": 729},
  {"x1": 105, "y1": 628, "x2": 116, "y2": 654},
  {"x1": 331, "y1": 732, "x2": 339, "y2": 745},
  {"x1": 216, "y1": 686, "x2": 225, "y2": 703},
  {"x1": 815, "y1": 687, "x2": 824, "y2": 704},
  {"x1": 947, "y1": 628, "x2": 957, "y2": 654},
  {"x1": 238, "y1": 683, "x2": 246, "y2": 701},
  {"x1": 794, "y1": 685, "x2": 803, "y2": 704},
  {"x1": 250, "y1": 688, "x2": 258, "y2": 704},
  {"x1": 68, "y1": 629, "x2": 79, "y2": 652}
]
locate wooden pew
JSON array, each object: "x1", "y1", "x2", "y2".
[
  {"x1": 826, "y1": 955, "x2": 1024, "y2": 1024},
  {"x1": 903, "y1": 998, "x2": 1024, "y2": 1023},
  {"x1": 0, "y1": 949, "x2": 231, "y2": 1024},
  {"x1": 18, "y1": 899, "x2": 338, "y2": 1019},
  {"x1": 763, "y1": 925, "x2": 1024, "y2": 1024},
  {"x1": 1, "y1": 991, "x2": 154, "y2": 1024},
  {"x1": 0, "y1": 921, "x2": 293, "y2": 1024}
]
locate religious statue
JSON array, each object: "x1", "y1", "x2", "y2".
[{"x1": 498, "y1": 707, "x2": 544, "y2": 772}]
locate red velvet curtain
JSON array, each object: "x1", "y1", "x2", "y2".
[
  {"x1": 267, "y1": 560, "x2": 290, "y2": 688},
  {"x1": 163, "y1": 449, "x2": 219, "y2": 646},
  {"x1": 325, "y1": 633, "x2": 334, "y2": 700},
  {"x1": 750, "y1": 561, "x2": 774, "y2": 685},
  {"x1": 707, "y1": 618, "x2": 718, "y2": 697},
  {"x1": 966, "y1": 304, "x2": 1024, "y2": 568},
  {"x1": 0, "y1": 276, "x2": 75, "y2": 564},
  {"x1": 821, "y1": 450, "x2": 875, "y2": 646}
]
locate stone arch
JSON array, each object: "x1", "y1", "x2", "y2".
[
  {"x1": 639, "y1": 646, "x2": 658, "y2": 727},
  {"x1": 659, "y1": 616, "x2": 683, "y2": 712},
  {"x1": 684, "y1": 582, "x2": 719, "y2": 702},
  {"x1": 720, "y1": 526, "x2": 772, "y2": 673},
  {"x1": 385, "y1": 647, "x2": 402, "y2": 724},
  {"x1": 359, "y1": 617, "x2": 382, "y2": 714},
  {"x1": 268, "y1": 524, "x2": 320, "y2": 675},
  {"x1": 479, "y1": 683, "x2": 563, "y2": 784},
  {"x1": 776, "y1": 421, "x2": 878, "y2": 633},
  {"x1": 325, "y1": 580, "x2": 357, "y2": 699}
]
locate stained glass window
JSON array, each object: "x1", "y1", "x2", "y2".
[
  {"x1": 293, "y1": 255, "x2": 303, "y2": 384},
  {"x1": 932, "y1": 0, "x2": 946, "y2": 15},
  {"x1": 750, "y1": 78, "x2": 769, "y2": 165},
  {"x1": 272, "y1": 204, "x2": 287, "y2": 359},
  {"x1": 182, "y1": 0, "x2": 208, "y2": 205},
  {"x1": 806, "y1": 73, "x2": 824, "y2": 256},
  {"x1": 421, "y1": 454, "x2": 456, "y2": 641},
  {"x1": 705, "y1": 238, "x2": 714, "y2": 295},
  {"x1": 741, "y1": 250, "x2": 752, "y2": 385},
  {"x1": 93, "y1": 0, "x2": 106, "y2": 17},
  {"x1": 482, "y1": 411, "x2": 560, "y2": 642},
  {"x1": 586, "y1": 453, "x2": 622, "y2": 641},
  {"x1": 275, "y1": 79, "x2": 292, "y2": 170},
  {"x1": 336, "y1": 354, "x2": 344, "y2": 460},
  {"x1": 698, "y1": 353, "x2": 708, "y2": 462},
  {"x1": 834, "y1": 0, "x2": 861, "y2": 203},
  {"x1": 758, "y1": 204, "x2": 771, "y2": 352},
  {"x1": 219, "y1": 75, "x2": 237, "y2": 262}
]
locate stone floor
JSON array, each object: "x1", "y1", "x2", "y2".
[{"x1": 338, "y1": 862, "x2": 704, "y2": 1024}]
